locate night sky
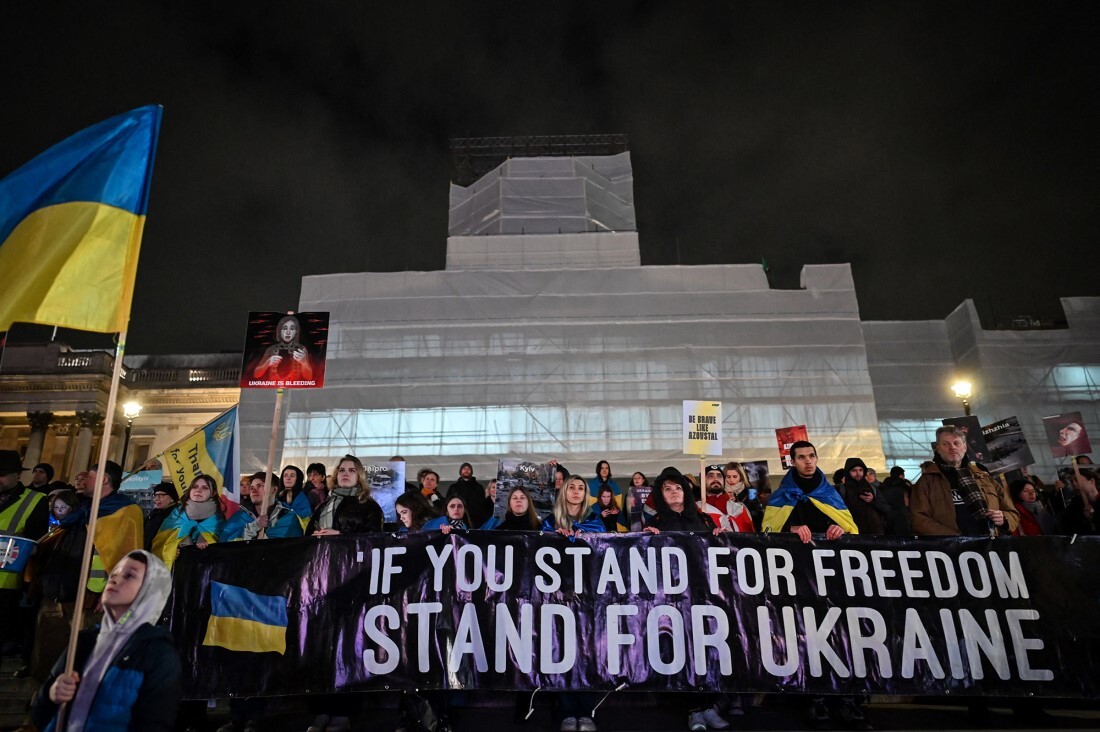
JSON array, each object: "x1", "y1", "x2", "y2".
[{"x1": 3, "y1": 2, "x2": 1097, "y2": 355}]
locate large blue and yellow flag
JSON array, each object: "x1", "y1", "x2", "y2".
[
  {"x1": 151, "y1": 507, "x2": 224, "y2": 570},
  {"x1": 161, "y1": 406, "x2": 241, "y2": 507},
  {"x1": 0, "y1": 106, "x2": 162, "y2": 333},
  {"x1": 761, "y1": 468, "x2": 859, "y2": 535},
  {"x1": 203, "y1": 581, "x2": 288, "y2": 655}
]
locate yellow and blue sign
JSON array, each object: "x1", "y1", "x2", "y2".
[
  {"x1": 202, "y1": 581, "x2": 288, "y2": 655},
  {"x1": 162, "y1": 406, "x2": 241, "y2": 504},
  {"x1": 0, "y1": 106, "x2": 162, "y2": 333}
]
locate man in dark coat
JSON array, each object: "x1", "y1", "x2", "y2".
[
  {"x1": 446, "y1": 462, "x2": 490, "y2": 528},
  {"x1": 841, "y1": 457, "x2": 890, "y2": 535}
]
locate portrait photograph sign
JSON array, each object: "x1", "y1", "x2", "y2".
[
  {"x1": 240, "y1": 311, "x2": 329, "y2": 389},
  {"x1": 775, "y1": 425, "x2": 808, "y2": 468},
  {"x1": 364, "y1": 461, "x2": 406, "y2": 523},
  {"x1": 1042, "y1": 411, "x2": 1092, "y2": 459},
  {"x1": 683, "y1": 400, "x2": 722, "y2": 456},
  {"x1": 740, "y1": 459, "x2": 772, "y2": 493}
]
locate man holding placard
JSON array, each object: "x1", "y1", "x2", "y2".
[{"x1": 910, "y1": 425, "x2": 1018, "y2": 537}]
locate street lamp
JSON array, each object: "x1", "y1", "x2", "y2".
[
  {"x1": 951, "y1": 381, "x2": 973, "y2": 417},
  {"x1": 121, "y1": 401, "x2": 143, "y2": 470}
]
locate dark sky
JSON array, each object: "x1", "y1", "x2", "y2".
[{"x1": 3, "y1": 2, "x2": 1098, "y2": 354}]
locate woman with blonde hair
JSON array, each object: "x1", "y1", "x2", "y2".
[
  {"x1": 305, "y1": 454, "x2": 384, "y2": 536},
  {"x1": 542, "y1": 476, "x2": 604, "y2": 536},
  {"x1": 303, "y1": 455, "x2": 382, "y2": 732}
]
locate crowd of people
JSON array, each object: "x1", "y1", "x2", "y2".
[{"x1": 1, "y1": 424, "x2": 1096, "y2": 732}]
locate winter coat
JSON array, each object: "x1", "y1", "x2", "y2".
[
  {"x1": 305, "y1": 493, "x2": 384, "y2": 535},
  {"x1": 910, "y1": 462, "x2": 1019, "y2": 536},
  {"x1": 31, "y1": 623, "x2": 182, "y2": 732}
]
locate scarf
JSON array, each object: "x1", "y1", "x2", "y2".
[
  {"x1": 935, "y1": 455, "x2": 989, "y2": 526},
  {"x1": 318, "y1": 485, "x2": 356, "y2": 531},
  {"x1": 67, "y1": 550, "x2": 172, "y2": 732},
  {"x1": 1022, "y1": 499, "x2": 1058, "y2": 535},
  {"x1": 178, "y1": 499, "x2": 219, "y2": 545},
  {"x1": 499, "y1": 512, "x2": 537, "y2": 531},
  {"x1": 241, "y1": 502, "x2": 289, "y2": 541}
]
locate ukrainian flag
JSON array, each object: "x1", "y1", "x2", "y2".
[
  {"x1": 0, "y1": 106, "x2": 161, "y2": 333},
  {"x1": 202, "y1": 581, "x2": 288, "y2": 655},
  {"x1": 762, "y1": 469, "x2": 859, "y2": 535},
  {"x1": 161, "y1": 406, "x2": 241, "y2": 507}
]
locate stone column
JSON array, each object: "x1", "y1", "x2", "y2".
[
  {"x1": 23, "y1": 411, "x2": 55, "y2": 471},
  {"x1": 72, "y1": 411, "x2": 103, "y2": 474}
]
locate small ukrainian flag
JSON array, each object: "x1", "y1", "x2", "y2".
[{"x1": 202, "y1": 582, "x2": 288, "y2": 655}]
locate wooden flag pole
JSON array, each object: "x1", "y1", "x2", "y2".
[
  {"x1": 57, "y1": 332, "x2": 128, "y2": 729},
  {"x1": 257, "y1": 310, "x2": 295, "y2": 539},
  {"x1": 699, "y1": 455, "x2": 707, "y2": 506},
  {"x1": 258, "y1": 387, "x2": 285, "y2": 539}
]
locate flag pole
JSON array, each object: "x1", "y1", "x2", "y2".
[
  {"x1": 258, "y1": 310, "x2": 294, "y2": 538},
  {"x1": 58, "y1": 330, "x2": 128, "y2": 728},
  {"x1": 258, "y1": 387, "x2": 285, "y2": 539}
]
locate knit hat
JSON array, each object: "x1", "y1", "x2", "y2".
[
  {"x1": 33, "y1": 462, "x2": 55, "y2": 481},
  {"x1": 0, "y1": 450, "x2": 27, "y2": 475},
  {"x1": 153, "y1": 481, "x2": 179, "y2": 502},
  {"x1": 844, "y1": 457, "x2": 868, "y2": 473}
]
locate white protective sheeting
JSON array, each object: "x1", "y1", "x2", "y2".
[
  {"x1": 447, "y1": 232, "x2": 641, "y2": 270},
  {"x1": 865, "y1": 297, "x2": 1100, "y2": 480},
  {"x1": 240, "y1": 258, "x2": 887, "y2": 483},
  {"x1": 448, "y1": 154, "x2": 636, "y2": 236}
]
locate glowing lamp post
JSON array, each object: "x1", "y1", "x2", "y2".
[
  {"x1": 121, "y1": 401, "x2": 143, "y2": 470},
  {"x1": 951, "y1": 381, "x2": 973, "y2": 417}
]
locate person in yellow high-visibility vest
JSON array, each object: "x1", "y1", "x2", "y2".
[{"x1": 0, "y1": 450, "x2": 49, "y2": 657}]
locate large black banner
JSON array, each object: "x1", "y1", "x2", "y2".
[{"x1": 168, "y1": 533, "x2": 1100, "y2": 699}]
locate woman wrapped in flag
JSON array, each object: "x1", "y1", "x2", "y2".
[
  {"x1": 220, "y1": 471, "x2": 304, "y2": 541},
  {"x1": 151, "y1": 474, "x2": 226, "y2": 570}
]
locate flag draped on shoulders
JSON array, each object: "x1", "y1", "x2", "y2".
[
  {"x1": 152, "y1": 505, "x2": 223, "y2": 570},
  {"x1": 762, "y1": 469, "x2": 858, "y2": 535},
  {"x1": 220, "y1": 502, "x2": 304, "y2": 542},
  {"x1": 0, "y1": 106, "x2": 161, "y2": 333},
  {"x1": 287, "y1": 490, "x2": 312, "y2": 531},
  {"x1": 63, "y1": 492, "x2": 145, "y2": 574}
]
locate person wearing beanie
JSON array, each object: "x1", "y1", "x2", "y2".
[
  {"x1": 841, "y1": 457, "x2": 890, "y2": 535},
  {"x1": 144, "y1": 482, "x2": 179, "y2": 551},
  {"x1": 30, "y1": 463, "x2": 55, "y2": 493},
  {"x1": 699, "y1": 464, "x2": 754, "y2": 533},
  {"x1": 879, "y1": 466, "x2": 912, "y2": 535},
  {"x1": 446, "y1": 462, "x2": 491, "y2": 528}
]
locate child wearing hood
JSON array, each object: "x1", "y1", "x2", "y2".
[{"x1": 31, "y1": 550, "x2": 181, "y2": 732}]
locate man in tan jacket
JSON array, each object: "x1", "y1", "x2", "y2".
[{"x1": 910, "y1": 426, "x2": 1019, "y2": 536}]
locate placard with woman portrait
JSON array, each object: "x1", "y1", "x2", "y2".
[
  {"x1": 1043, "y1": 411, "x2": 1092, "y2": 459},
  {"x1": 240, "y1": 311, "x2": 329, "y2": 388}
]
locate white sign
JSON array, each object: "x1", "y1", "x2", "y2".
[{"x1": 683, "y1": 400, "x2": 722, "y2": 456}]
